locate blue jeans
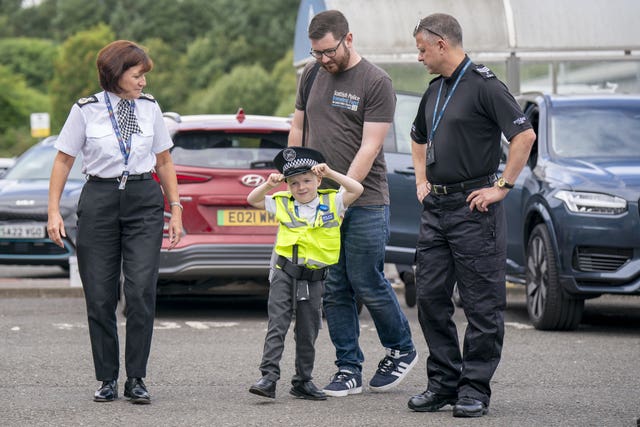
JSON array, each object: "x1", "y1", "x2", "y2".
[{"x1": 323, "y1": 205, "x2": 414, "y2": 373}]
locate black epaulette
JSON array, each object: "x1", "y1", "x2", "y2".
[
  {"x1": 472, "y1": 64, "x2": 496, "y2": 79},
  {"x1": 138, "y1": 93, "x2": 156, "y2": 102},
  {"x1": 76, "y1": 95, "x2": 98, "y2": 107}
]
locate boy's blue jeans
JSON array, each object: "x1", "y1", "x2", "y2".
[{"x1": 323, "y1": 205, "x2": 414, "y2": 374}]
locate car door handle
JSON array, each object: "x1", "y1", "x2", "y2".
[{"x1": 394, "y1": 167, "x2": 415, "y2": 176}]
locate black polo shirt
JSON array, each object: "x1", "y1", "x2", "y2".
[{"x1": 410, "y1": 56, "x2": 531, "y2": 185}]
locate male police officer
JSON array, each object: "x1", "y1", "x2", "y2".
[{"x1": 408, "y1": 13, "x2": 536, "y2": 418}]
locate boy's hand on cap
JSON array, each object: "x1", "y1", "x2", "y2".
[
  {"x1": 267, "y1": 173, "x2": 284, "y2": 186},
  {"x1": 312, "y1": 163, "x2": 329, "y2": 176}
]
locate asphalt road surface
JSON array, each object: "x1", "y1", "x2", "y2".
[{"x1": 0, "y1": 266, "x2": 639, "y2": 426}]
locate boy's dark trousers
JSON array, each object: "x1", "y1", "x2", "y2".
[{"x1": 259, "y1": 268, "x2": 323, "y2": 383}]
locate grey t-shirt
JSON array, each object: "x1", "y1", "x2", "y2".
[{"x1": 296, "y1": 58, "x2": 395, "y2": 206}]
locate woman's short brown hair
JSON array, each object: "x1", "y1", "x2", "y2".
[{"x1": 96, "y1": 40, "x2": 153, "y2": 93}]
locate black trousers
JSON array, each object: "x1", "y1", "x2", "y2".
[
  {"x1": 415, "y1": 190, "x2": 506, "y2": 406},
  {"x1": 76, "y1": 178, "x2": 164, "y2": 381}
]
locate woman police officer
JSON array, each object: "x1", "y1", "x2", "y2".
[{"x1": 47, "y1": 40, "x2": 182, "y2": 404}]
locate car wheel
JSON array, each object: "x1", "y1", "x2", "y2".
[
  {"x1": 526, "y1": 224, "x2": 584, "y2": 330},
  {"x1": 452, "y1": 282, "x2": 462, "y2": 307},
  {"x1": 399, "y1": 270, "x2": 416, "y2": 308}
]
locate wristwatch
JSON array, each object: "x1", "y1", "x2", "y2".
[{"x1": 497, "y1": 176, "x2": 514, "y2": 189}]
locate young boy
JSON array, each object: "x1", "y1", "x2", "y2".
[{"x1": 247, "y1": 147, "x2": 363, "y2": 400}]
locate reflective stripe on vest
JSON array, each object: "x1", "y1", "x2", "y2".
[{"x1": 272, "y1": 189, "x2": 341, "y2": 268}]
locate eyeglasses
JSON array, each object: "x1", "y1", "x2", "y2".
[
  {"x1": 414, "y1": 20, "x2": 445, "y2": 40},
  {"x1": 309, "y1": 35, "x2": 346, "y2": 59}
]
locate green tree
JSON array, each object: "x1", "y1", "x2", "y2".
[
  {"x1": 0, "y1": 38, "x2": 57, "y2": 92},
  {"x1": 50, "y1": 0, "x2": 111, "y2": 41},
  {"x1": 184, "y1": 64, "x2": 277, "y2": 115},
  {"x1": 271, "y1": 50, "x2": 297, "y2": 117},
  {"x1": 183, "y1": 33, "x2": 254, "y2": 91},
  {"x1": 141, "y1": 38, "x2": 189, "y2": 112},
  {"x1": 209, "y1": 0, "x2": 300, "y2": 71},
  {"x1": 10, "y1": 0, "x2": 57, "y2": 39},
  {"x1": 1, "y1": 0, "x2": 303, "y2": 126},
  {"x1": 109, "y1": 0, "x2": 213, "y2": 51},
  {"x1": 49, "y1": 24, "x2": 114, "y2": 131},
  {"x1": 0, "y1": 0, "x2": 25, "y2": 37},
  {"x1": 0, "y1": 65, "x2": 50, "y2": 155}
]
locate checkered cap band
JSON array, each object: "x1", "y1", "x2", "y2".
[{"x1": 283, "y1": 157, "x2": 318, "y2": 174}]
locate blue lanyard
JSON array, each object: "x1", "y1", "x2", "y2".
[
  {"x1": 429, "y1": 58, "x2": 471, "y2": 143},
  {"x1": 294, "y1": 200, "x2": 328, "y2": 222},
  {"x1": 104, "y1": 91, "x2": 134, "y2": 166}
]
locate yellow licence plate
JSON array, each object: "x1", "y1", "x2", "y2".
[{"x1": 217, "y1": 209, "x2": 278, "y2": 226}]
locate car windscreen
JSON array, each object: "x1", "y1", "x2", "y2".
[
  {"x1": 170, "y1": 131, "x2": 288, "y2": 169},
  {"x1": 5, "y1": 145, "x2": 84, "y2": 180},
  {"x1": 550, "y1": 104, "x2": 640, "y2": 158}
]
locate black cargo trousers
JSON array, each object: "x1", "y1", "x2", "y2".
[{"x1": 414, "y1": 188, "x2": 507, "y2": 406}]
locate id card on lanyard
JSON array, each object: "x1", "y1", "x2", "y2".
[{"x1": 104, "y1": 91, "x2": 133, "y2": 190}]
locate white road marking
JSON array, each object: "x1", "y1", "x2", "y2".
[
  {"x1": 154, "y1": 321, "x2": 181, "y2": 330},
  {"x1": 186, "y1": 321, "x2": 209, "y2": 329},
  {"x1": 185, "y1": 321, "x2": 239, "y2": 329},
  {"x1": 44, "y1": 321, "x2": 240, "y2": 331},
  {"x1": 53, "y1": 323, "x2": 86, "y2": 330},
  {"x1": 505, "y1": 322, "x2": 533, "y2": 330}
]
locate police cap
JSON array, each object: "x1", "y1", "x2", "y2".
[{"x1": 273, "y1": 147, "x2": 325, "y2": 178}]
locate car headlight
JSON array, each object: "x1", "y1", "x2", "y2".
[{"x1": 554, "y1": 190, "x2": 627, "y2": 214}]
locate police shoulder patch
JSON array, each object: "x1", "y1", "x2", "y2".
[
  {"x1": 138, "y1": 93, "x2": 156, "y2": 102},
  {"x1": 472, "y1": 64, "x2": 496, "y2": 79},
  {"x1": 76, "y1": 95, "x2": 98, "y2": 107}
]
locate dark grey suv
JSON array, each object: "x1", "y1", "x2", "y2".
[{"x1": 502, "y1": 92, "x2": 640, "y2": 330}]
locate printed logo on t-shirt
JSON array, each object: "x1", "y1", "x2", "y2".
[{"x1": 332, "y1": 90, "x2": 360, "y2": 111}]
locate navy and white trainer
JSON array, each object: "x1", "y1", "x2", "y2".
[
  {"x1": 369, "y1": 348, "x2": 418, "y2": 392},
  {"x1": 323, "y1": 370, "x2": 362, "y2": 397}
]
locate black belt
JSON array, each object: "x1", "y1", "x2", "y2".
[
  {"x1": 431, "y1": 174, "x2": 497, "y2": 195},
  {"x1": 88, "y1": 172, "x2": 153, "y2": 182},
  {"x1": 276, "y1": 255, "x2": 327, "y2": 281}
]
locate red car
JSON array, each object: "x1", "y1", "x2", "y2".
[{"x1": 158, "y1": 109, "x2": 289, "y2": 295}]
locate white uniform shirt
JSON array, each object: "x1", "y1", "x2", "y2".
[{"x1": 55, "y1": 91, "x2": 173, "y2": 178}]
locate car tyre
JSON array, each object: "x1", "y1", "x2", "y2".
[
  {"x1": 400, "y1": 270, "x2": 416, "y2": 308},
  {"x1": 526, "y1": 224, "x2": 584, "y2": 330}
]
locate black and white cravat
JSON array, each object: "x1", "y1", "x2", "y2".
[{"x1": 117, "y1": 99, "x2": 141, "y2": 142}]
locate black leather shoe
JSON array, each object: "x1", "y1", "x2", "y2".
[
  {"x1": 453, "y1": 397, "x2": 488, "y2": 417},
  {"x1": 249, "y1": 377, "x2": 276, "y2": 399},
  {"x1": 94, "y1": 380, "x2": 118, "y2": 402},
  {"x1": 408, "y1": 390, "x2": 457, "y2": 412},
  {"x1": 290, "y1": 381, "x2": 327, "y2": 400},
  {"x1": 124, "y1": 377, "x2": 150, "y2": 404}
]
